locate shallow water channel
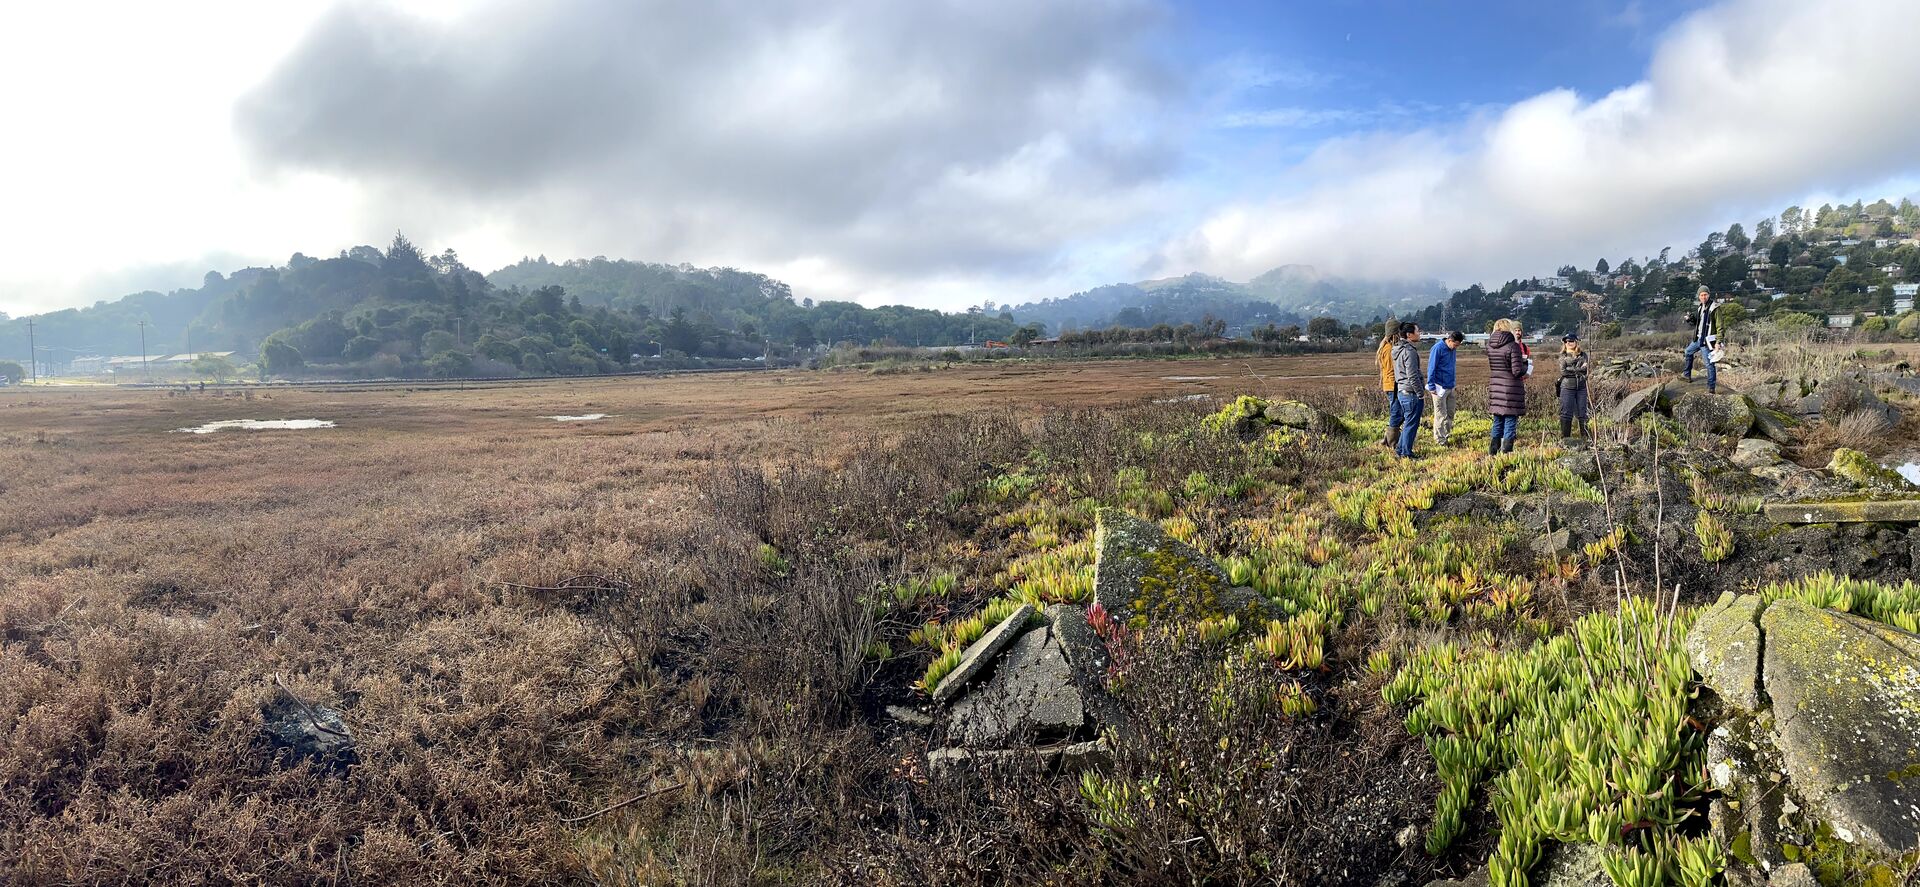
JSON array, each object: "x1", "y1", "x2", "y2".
[{"x1": 174, "y1": 419, "x2": 336, "y2": 434}]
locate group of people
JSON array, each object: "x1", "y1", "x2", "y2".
[
  {"x1": 1375, "y1": 319, "x2": 1592, "y2": 459},
  {"x1": 1373, "y1": 287, "x2": 1725, "y2": 459}
]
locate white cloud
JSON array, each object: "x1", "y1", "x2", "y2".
[
  {"x1": 1166, "y1": 0, "x2": 1920, "y2": 288},
  {"x1": 228, "y1": 0, "x2": 1181, "y2": 310}
]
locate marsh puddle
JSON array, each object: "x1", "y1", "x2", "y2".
[
  {"x1": 1893, "y1": 460, "x2": 1920, "y2": 486},
  {"x1": 543, "y1": 413, "x2": 612, "y2": 422},
  {"x1": 174, "y1": 419, "x2": 336, "y2": 434}
]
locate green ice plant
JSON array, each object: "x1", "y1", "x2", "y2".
[{"x1": 1387, "y1": 598, "x2": 1707, "y2": 886}]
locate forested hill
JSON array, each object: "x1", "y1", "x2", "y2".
[
  {"x1": 0, "y1": 242, "x2": 1030, "y2": 377},
  {"x1": 1010, "y1": 266, "x2": 1449, "y2": 335}
]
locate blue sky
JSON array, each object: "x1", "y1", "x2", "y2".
[{"x1": 2, "y1": 0, "x2": 1918, "y2": 317}]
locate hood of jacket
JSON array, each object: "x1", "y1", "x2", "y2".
[{"x1": 1488, "y1": 330, "x2": 1516, "y2": 348}]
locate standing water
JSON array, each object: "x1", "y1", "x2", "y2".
[{"x1": 174, "y1": 419, "x2": 336, "y2": 434}]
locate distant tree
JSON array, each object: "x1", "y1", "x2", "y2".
[
  {"x1": 426, "y1": 350, "x2": 474, "y2": 378},
  {"x1": 261, "y1": 339, "x2": 304, "y2": 377},
  {"x1": 1113, "y1": 306, "x2": 1148, "y2": 327},
  {"x1": 385, "y1": 231, "x2": 429, "y2": 278},
  {"x1": 1724, "y1": 223, "x2": 1750, "y2": 252},
  {"x1": 662, "y1": 307, "x2": 702, "y2": 355},
  {"x1": 1714, "y1": 301, "x2": 1748, "y2": 330},
  {"x1": 1306, "y1": 315, "x2": 1344, "y2": 338},
  {"x1": 0, "y1": 359, "x2": 24, "y2": 382},
  {"x1": 1779, "y1": 206, "x2": 1805, "y2": 235},
  {"x1": 188, "y1": 354, "x2": 237, "y2": 381},
  {"x1": 1769, "y1": 240, "x2": 1791, "y2": 266},
  {"x1": 343, "y1": 335, "x2": 382, "y2": 362},
  {"x1": 1753, "y1": 217, "x2": 1775, "y2": 248},
  {"x1": 1010, "y1": 325, "x2": 1041, "y2": 347},
  {"x1": 1595, "y1": 258, "x2": 1609, "y2": 275},
  {"x1": 1899, "y1": 313, "x2": 1920, "y2": 339},
  {"x1": 1773, "y1": 312, "x2": 1819, "y2": 332}
]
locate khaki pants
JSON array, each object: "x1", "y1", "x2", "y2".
[{"x1": 1431, "y1": 387, "x2": 1456, "y2": 443}]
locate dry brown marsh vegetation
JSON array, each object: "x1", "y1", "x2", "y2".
[{"x1": 0, "y1": 358, "x2": 1404, "y2": 884}]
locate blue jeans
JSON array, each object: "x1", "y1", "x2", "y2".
[
  {"x1": 1386, "y1": 391, "x2": 1405, "y2": 429},
  {"x1": 1396, "y1": 393, "x2": 1424, "y2": 457},
  {"x1": 1492, "y1": 414, "x2": 1519, "y2": 444},
  {"x1": 1683, "y1": 340, "x2": 1717, "y2": 390}
]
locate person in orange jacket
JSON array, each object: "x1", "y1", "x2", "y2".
[{"x1": 1376, "y1": 321, "x2": 1404, "y2": 446}]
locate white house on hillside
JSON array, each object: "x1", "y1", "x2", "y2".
[
  {"x1": 1893, "y1": 282, "x2": 1919, "y2": 297},
  {"x1": 1827, "y1": 314, "x2": 1856, "y2": 328}
]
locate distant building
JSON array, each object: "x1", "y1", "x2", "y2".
[
  {"x1": 1879, "y1": 263, "x2": 1904, "y2": 275},
  {"x1": 70, "y1": 355, "x2": 109, "y2": 374},
  {"x1": 1538, "y1": 276, "x2": 1571, "y2": 290},
  {"x1": 162, "y1": 351, "x2": 235, "y2": 364},
  {"x1": 1894, "y1": 283, "x2": 1919, "y2": 297},
  {"x1": 1895, "y1": 297, "x2": 1916, "y2": 313},
  {"x1": 1833, "y1": 255, "x2": 1849, "y2": 265},
  {"x1": 1770, "y1": 292, "x2": 1791, "y2": 301},
  {"x1": 1827, "y1": 314, "x2": 1857, "y2": 328}
]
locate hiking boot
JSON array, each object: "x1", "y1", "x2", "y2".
[
  {"x1": 1559, "y1": 418, "x2": 1572, "y2": 438},
  {"x1": 1382, "y1": 425, "x2": 1400, "y2": 447},
  {"x1": 1501, "y1": 437, "x2": 1516, "y2": 454},
  {"x1": 1488, "y1": 435, "x2": 1501, "y2": 456}
]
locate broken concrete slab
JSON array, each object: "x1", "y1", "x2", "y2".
[
  {"x1": 931, "y1": 603, "x2": 1035, "y2": 704},
  {"x1": 1686, "y1": 592, "x2": 1764, "y2": 711},
  {"x1": 926, "y1": 737, "x2": 1110, "y2": 777},
  {"x1": 947, "y1": 625, "x2": 1085, "y2": 745},
  {"x1": 1761, "y1": 599, "x2": 1920, "y2": 856},
  {"x1": 1763, "y1": 500, "x2": 1920, "y2": 524}
]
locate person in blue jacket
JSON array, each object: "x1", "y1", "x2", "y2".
[{"x1": 1425, "y1": 330, "x2": 1463, "y2": 445}]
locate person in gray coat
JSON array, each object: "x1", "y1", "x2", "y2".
[{"x1": 1391, "y1": 322, "x2": 1426, "y2": 458}]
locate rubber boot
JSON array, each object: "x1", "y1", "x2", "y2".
[
  {"x1": 1576, "y1": 418, "x2": 1589, "y2": 438},
  {"x1": 1488, "y1": 434, "x2": 1502, "y2": 456},
  {"x1": 1501, "y1": 436, "x2": 1516, "y2": 454},
  {"x1": 1383, "y1": 425, "x2": 1400, "y2": 447},
  {"x1": 1559, "y1": 418, "x2": 1572, "y2": 439}
]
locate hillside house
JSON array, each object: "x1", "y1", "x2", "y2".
[
  {"x1": 1538, "y1": 276, "x2": 1571, "y2": 290},
  {"x1": 1896, "y1": 297, "x2": 1916, "y2": 313},
  {"x1": 1880, "y1": 263, "x2": 1904, "y2": 275},
  {"x1": 1894, "y1": 283, "x2": 1919, "y2": 297},
  {"x1": 1827, "y1": 314, "x2": 1856, "y2": 328},
  {"x1": 1833, "y1": 255, "x2": 1849, "y2": 265}
]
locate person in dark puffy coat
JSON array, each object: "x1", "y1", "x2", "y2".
[
  {"x1": 1485, "y1": 319, "x2": 1529, "y2": 454},
  {"x1": 1557, "y1": 334, "x2": 1591, "y2": 440}
]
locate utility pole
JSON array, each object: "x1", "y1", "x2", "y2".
[
  {"x1": 137, "y1": 320, "x2": 149, "y2": 382},
  {"x1": 25, "y1": 319, "x2": 35, "y2": 383}
]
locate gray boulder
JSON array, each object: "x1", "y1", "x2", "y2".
[
  {"x1": 1263, "y1": 399, "x2": 1347, "y2": 434},
  {"x1": 1094, "y1": 507, "x2": 1277, "y2": 628},
  {"x1": 1750, "y1": 406, "x2": 1800, "y2": 445},
  {"x1": 263, "y1": 693, "x2": 358, "y2": 773},
  {"x1": 1731, "y1": 438, "x2": 1782, "y2": 469},
  {"x1": 931, "y1": 603, "x2": 1035, "y2": 703},
  {"x1": 946, "y1": 624, "x2": 1086, "y2": 745},
  {"x1": 1671, "y1": 389, "x2": 1755, "y2": 438},
  {"x1": 1761, "y1": 599, "x2": 1920, "y2": 856},
  {"x1": 1610, "y1": 381, "x2": 1669, "y2": 424}
]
